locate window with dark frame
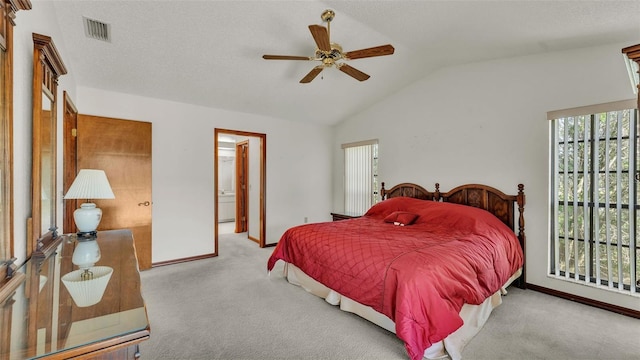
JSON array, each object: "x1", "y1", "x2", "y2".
[{"x1": 550, "y1": 101, "x2": 639, "y2": 294}]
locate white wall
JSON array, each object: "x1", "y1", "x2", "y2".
[
  {"x1": 76, "y1": 87, "x2": 332, "y2": 263},
  {"x1": 333, "y1": 42, "x2": 639, "y2": 311}
]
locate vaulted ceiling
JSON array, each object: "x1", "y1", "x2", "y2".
[{"x1": 48, "y1": 0, "x2": 640, "y2": 126}]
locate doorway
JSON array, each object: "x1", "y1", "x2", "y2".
[{"x1": 214, "y1": 129, "x2": 265, "y2": 255}]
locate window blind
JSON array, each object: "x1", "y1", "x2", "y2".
[{"x1": 343, "y1": 140, "x2": 378, "y2": 215}]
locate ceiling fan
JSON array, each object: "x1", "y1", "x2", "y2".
[{"x1": 262, "y1": 9, "x2": 395, "y2": 83}]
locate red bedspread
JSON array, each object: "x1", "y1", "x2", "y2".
[{"x1": 267, "y1": 197, "x2": 523, "y2": 360}]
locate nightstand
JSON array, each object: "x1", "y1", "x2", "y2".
[{"x1": 330, "y1": 212, "x2": 362, "y2": 221}]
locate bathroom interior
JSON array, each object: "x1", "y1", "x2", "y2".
[{"x1": 217, "y1": 135, "x2": 238, "y2": 234}]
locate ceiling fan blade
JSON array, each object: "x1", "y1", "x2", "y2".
[
  {"x1": 344, "y1": 44, "x2": 395, "y2": 60},
  {"x1": 263, "y1": 55, "x2": 312, "y2": 60},
  {"x1": 300, "y1": 66, "x2": 324, "y2": 83},
  {"x1": 338, "y1": 64, "x2": 370, "y2": 81},
  {"x1": 308, "y1": 25, "x2": 331, "y2": 52}
]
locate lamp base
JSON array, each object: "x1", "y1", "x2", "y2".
[{"x1": 74, "y1": 203, "x2": 102, "y2": 234}]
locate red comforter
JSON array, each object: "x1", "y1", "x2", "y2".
[{"x1": 267, "y1": 197, "x2": 523, "y2": 360}]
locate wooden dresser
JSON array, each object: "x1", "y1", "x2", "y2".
[{"x1": 0, "y1": 229, "x2": 149, "y2": 359}]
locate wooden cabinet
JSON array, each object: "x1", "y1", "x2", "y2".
[
  {"x1": 330, "y1": 212, "x2": 362, "y2": 221},
  {"x1": 218, "y1": 193, "x2": 236, "y2": 222},
  {"x1": 0, "y1": 229, "x2": 149, "y2": 359}
]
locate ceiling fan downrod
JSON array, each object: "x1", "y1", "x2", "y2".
[{"x1": 321, "y1": 9, "x2": 335, "y2": 42}]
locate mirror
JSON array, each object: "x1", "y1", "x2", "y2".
[
  {"x1": 0, "y1": 3, "x2": 9, "y2": 265},
  {"x1": 40, "y1": 92, "x2": 53, "y2": 236},
  {"x1": 31, "y1": 33, "x2": 66, "y2": 258},
  {"x1": 0, "y1": 0, "x2": 31, "y2": 276},
  {"x1": 31, "y1": 247, "x2": 57, "y2": 356}
]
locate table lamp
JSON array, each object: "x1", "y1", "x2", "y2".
[{"x1": 63, "y1": 169, "x2": 115, "y2": 236}]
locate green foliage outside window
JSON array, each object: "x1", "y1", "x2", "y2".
[{"x1": 552, "y1": 108, "x2": 639, "y2": 292}]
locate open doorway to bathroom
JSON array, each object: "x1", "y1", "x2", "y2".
[{"x1": 214, "y1": 129, "x2": 266, "y2": 255}]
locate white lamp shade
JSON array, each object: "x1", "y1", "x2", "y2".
[
  {"x1": 62, "y1": 266, "x2": 113, "y2": 307},
  {"x1": 64, "y1": 169, "x2": 115, "y2": 200}
]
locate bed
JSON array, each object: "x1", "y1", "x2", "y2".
[{"x1": 267, "y1": 182, "x2": 526, "y2": 360}]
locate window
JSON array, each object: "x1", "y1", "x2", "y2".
[
  {"x1": 550, "y1": 100, "x2": 639, "y2": 295},
  {"x1": 342, "y1": 139, "x2": 378, "y2": 215}
]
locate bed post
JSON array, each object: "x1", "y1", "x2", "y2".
[
  {"x1": 380, "y1": 182, "x2": 386, "y2": 200},
  {"x1": 434, "y1": 183, "x2": 441, "y2": 201},
  {"x1": 516, "y1": 184, "x2": 526, "y2": 289}
]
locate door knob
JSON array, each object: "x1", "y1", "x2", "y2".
[{"x1": 138, "y1": 201, "x2": 151, "y2": 206}]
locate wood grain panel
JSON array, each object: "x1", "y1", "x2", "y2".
[{"x1": 77, "y1": 115, "x2": 152, "y2": 269}]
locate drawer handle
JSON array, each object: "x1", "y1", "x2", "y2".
[{"x1": 138, "y1": 201, "x2": 151, "y2": 206}]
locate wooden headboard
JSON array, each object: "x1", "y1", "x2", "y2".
[
  {"x1": 381, "y1": 182, "x2": 526, "y2": 288},
  {"x1": 380, "y1": 182, "x2": 439, "y2": 201}
]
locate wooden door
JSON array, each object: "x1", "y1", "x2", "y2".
[
  {"x1": 77, "y1": 115, "x2": 152, "y2": 270},
  {"x1": 62, "y1": 93, "x2": 78, "y2": 234},
  {"x1": 235, "y1": 141, "x2": 248, "y2": 233}
]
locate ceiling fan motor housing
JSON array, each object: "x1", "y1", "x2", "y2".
[{"x1": 315, "y1": 44, "x2": 343, "y2": 64}]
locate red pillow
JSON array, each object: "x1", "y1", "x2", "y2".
[{"x1": 383, "y1": 211, "x2": 419, "y2": 226}]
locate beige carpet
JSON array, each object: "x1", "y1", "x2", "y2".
[{"x1": 139, "y1": 232, "x2": 639, "y2": 359}]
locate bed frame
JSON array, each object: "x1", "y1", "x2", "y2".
[{"x1": 380, "y1": 182, "x2": 526, "y2": 288}]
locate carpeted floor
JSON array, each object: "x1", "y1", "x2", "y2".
[{"x1": 139, "y1": 232, "x2": 640, "y2": 359}]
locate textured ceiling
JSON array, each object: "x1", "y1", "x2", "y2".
[{"x1": 48, "y1": 0, "x2": 640, "y2": 126}]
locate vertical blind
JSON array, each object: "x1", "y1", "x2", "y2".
[
  {"x1": 549, "y1": 99, "x2": 639, "y2": 294},
  {"x1": 343, "y1": 140, "x2": 378, "y2": 215}
]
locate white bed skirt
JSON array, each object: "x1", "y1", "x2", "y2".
[{"x1": 281, "y1": 263, "x2": 522, "y2": 360}]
